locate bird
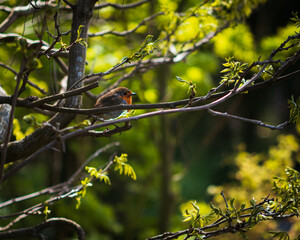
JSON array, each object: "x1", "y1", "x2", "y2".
[{"x1": 93, "y1": 87, "x2": 136, "y2": 121}]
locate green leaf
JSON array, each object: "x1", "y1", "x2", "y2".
[
  {"x1": 176, "y1": 76, "x2": 188, "y2": 84},
  {"x1": 210, "y1": 202, "x2": 221, "y2": 216},
  {"x1": 250, "y1": 198, "x2": 256, "y2": 208},
  {"x1": 99, "y1": 173, "x2": 111, "y2": 185},
  {"x1": 220, "y1": 57, "x2": 248, "y2": 86},
  {"x1": 240, "y1": 203, "x2": 246, "y2": 211},
  {"x1": 290, "y1": 12, "x2": 300, "y2": 28},
  {"x1": 191, "y1": 201, "x2": 200, "y2": 211},
  {"x1": 43, "y1": 205, "x2": 51, "y2": 220},
  {"x1": 77, "y1": 25, "x2": 84, "y2": 38},
  {"x1": 23, "y1": 114, "x2": 41, "y2": 128},
  {"x1": 269, "y1": 231, "x2": 290, "y2": 240},
  {"x1": 127, "y1": 35, "x2": 159, "y2": 62},
  {"x1": 114, "y1": 154, "x2": 137, "y2": 180},
  {"x1": 288, "y1": 96, "x2": 300, "y2": 126}
]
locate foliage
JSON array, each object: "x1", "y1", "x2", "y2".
[
  {"x1": 117, "y1": 35, "x2": 159, "y2": 66},
  {"x1": 176, "y1": 76, "x2": 196, "y2": 102},
  {"x1": 288, "y1": 96, "x2": 300, "y2": 130},
  {"x1": 272, "y1": 167, "x2": 300, "y2": 216},
  {"x1": 204, "y1": 135, "x2": 300, "y2": 239},
  {"x1": 290, "y1": 12, "x2": 300, "y2": 29},
  {"x1": 269, "y1": 231, "x2": 291, "y2": 240},
  {"x1": 75, "y1": 153, "x2": 136, "y2": 209},
  {"x1": 176, "y1": 135, "x2": 300, "y2": 240},
  {"x1": 113, "y1": 153, "x2": 137, "y2": 181},
  {"x1": 85, "y1": 167, "x2": 111, "y2": 185},
  {"x1": 220, "y1": 57, "x2": 248, "y2": 86},
  {"x1": 0, "y1": 0, "x2": 299, "y2": 239}
]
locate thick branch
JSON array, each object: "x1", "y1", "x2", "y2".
[{"x1": 0, "y1": 218, "x2": 85, "y2": 240}]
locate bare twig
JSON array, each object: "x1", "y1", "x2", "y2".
[
  {"x1": 89, "y1": 12, "x2": 164, "y2": 37},
  {"x1": 0, "y1": 33, "x2": 69, "y2": 58},
  {"x1": 0, "y1": 183, "x2": 65, "y2": 209},
  {"x1": 94, "y1": 0, "x2": 153, "y2": 10},
  {"x1": 67, "y1": 57, "x2": 132, "y2": 91},
  {"x1": 0, "y1": 62, "x2": 47, "y2": 95},
  {"x1": 220, "y1": 191, "x2": 228, "y2": 208},
  {"x1": 96, "y1": 65, "x2": 142, "y2": 98},
  {"x1": 208, "y1": 109, "x2": 288, "y2": 130},
  {"x1": 28, "y1": 82, "x2": 99, "y2": 108},
  {"x1": 0, "y1": 1, "x2": 56, "y2": 33}
]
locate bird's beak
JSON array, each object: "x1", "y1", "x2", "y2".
[{"x1": 130, "y1": 92, "x2": 136, "y2": 96}]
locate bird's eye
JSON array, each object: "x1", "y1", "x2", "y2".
[{"x1": 124, "y1": 92, "x2": 127, "y2": 95}]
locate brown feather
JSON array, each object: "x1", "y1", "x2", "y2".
[{"x1": 94, "y1": 87, "x2": 134, "y2": 120}]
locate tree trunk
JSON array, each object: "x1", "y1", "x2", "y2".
[{"x1": 0, "y1": 0, "x2": 97, "y2": 162}]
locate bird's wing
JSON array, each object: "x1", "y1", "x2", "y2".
[{"x1": 95, "y1": 93, "x2": 124, "y2": 107}]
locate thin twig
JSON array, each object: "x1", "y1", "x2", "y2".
[
  {"x1": 220, "y1": 191, "x2": 228, "y2": 208},
  {"x1": 0, "y1": 183, "x2": 65, "y2": 209},
  {"x1": 0, "y1": 1, "x2": 56, "y2": 32},
  {"x1": 66, "y1": 142, "x2": 120, "y2": 186},
  {"x1": 94, "y1": 0, "x2": 152, "y2": 10},
  {"x1": 0, "y1": 62, "x2": 47, "y2": 95},
  {"x1": 207, "y1": 109, "x2": 288, "y2": 130},
  {"x1": 28, "y1": 82, "x2": 99, "y2": 108},
  {"x1": 89, "y1": 12, "x2": 164, "y2": 37}
]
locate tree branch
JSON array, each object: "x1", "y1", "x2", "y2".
[
  {"x1": 147, "y1": 195, "x2": 298, "y2": 240},
  {"x1": 0, "y1": 33, "x2": 68, "y2": 58},
  {"x1": 0, "y1": 62, "x2": 47, "y2": 95},
  {"x1": 94, "y1": 0, "x2": 153, "y2": 10},
  {"x1": 0, "y1": 1, "x2": 56, "y2": 33},
  {"x1": 0, "y1": 144, "x2": 119, "y2": 233},
  {"x1": 0, "y1": 142, "x2": 119, "y2": 208},
  {"x1": 0, "y1": 218, "x2": 85, "y2": 240},
  {"x1": 89, "y1": 12, "x2": 164, "y2": 37},
  {"x1": 207, "y1": 109, "x2": 289, "y2": 130}
]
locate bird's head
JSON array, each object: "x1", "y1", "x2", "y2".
[{"x1": 114, "y1": 87, "x2": 136, "y2": 104}]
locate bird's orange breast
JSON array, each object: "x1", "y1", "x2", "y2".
[{"x1": 121, "y1": 95, "x2": 132, "y2": 104}]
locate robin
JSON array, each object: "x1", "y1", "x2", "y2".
[{"x1": 93, "y1": 87, "x2": 136, "y2": 121}]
